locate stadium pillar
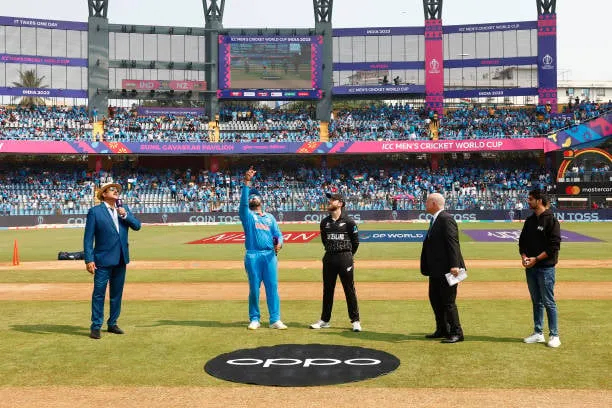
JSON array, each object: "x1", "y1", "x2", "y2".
[
  {"x1": 314, "y1": 0, "x2": 333, "y2": 123},
  {"x1": 203, "y1": 1, "x2": 225, "y2": 123},
  {"x1": 536, "y1": 0, "x2": 558, "y2": 113},
  {"x1": 423, "y1": 1, "x2": 444, "y2": 117},
  {"x1": 87, "y1": 1, "x2": 109, "y2": 120}
]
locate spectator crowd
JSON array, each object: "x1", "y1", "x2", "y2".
[
  {"x1": 2, "y1": 158, "x2": 599, "y2": 216},
  {"x1": 0, "y1": 100, "x2": 609, "y2": 143}
]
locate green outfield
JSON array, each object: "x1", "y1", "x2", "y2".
[
  {"x1": 0, "y1": 222, "x2": 610, "y2": 390},
  {"x1": 1, "y1": 222, "x2": 610, "y2": 263}
]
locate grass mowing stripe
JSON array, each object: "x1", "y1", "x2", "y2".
[
  {"x1": 1, "y1": 268, "x2": 610, "y2": 283},
  {"x1": 1, "y1": 223, "x2": 610, "y2": 262},
  {"x1": 0, "y1": 300, "x2": 610, "y2": 388}
]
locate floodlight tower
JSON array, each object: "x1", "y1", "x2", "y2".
[
  {"x1": 87, "y1": 0, "x2": 109, "y2": 119},
  {"x1": 204, "y1": 0, "x2": 225, "y2": 121},
  {"x1": 536, "y1": 0, "x2": 557, "y2": 112},
  {"x1": 314, "y1": 0, "x2": 333, "y2": 123}
]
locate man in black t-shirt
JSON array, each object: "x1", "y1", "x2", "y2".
[{"x1": 310, "y1": 192, "x2": 362, "y2": 332}]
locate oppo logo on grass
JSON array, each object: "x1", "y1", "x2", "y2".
[
  {"x1": 205, "y1": 344, "x2": 400, "y2": 386},
  {"x1": 226, "y1": 357, "x2": 382, "y2": 367}
]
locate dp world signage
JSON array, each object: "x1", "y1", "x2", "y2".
[
  {"x1": 359, "y1": 230, "x2": 427, "y2": 242},
  {"x1": 205, "y1": 344, "x2": 400, "y2": 386}
]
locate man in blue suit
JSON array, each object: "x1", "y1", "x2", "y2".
[{"x1": 84, "y1": 181, "x2": 141, "y2": 339}]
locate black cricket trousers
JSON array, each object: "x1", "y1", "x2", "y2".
[{"x1": 320, "y1": 252, "x2": 360, "y2": 323}]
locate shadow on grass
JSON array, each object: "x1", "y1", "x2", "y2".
[
  {"x1": 141, "y1": 320, "x2": 247, "y2": 328},
  {"x1": 11, "y1": 324, "x2": 90, "y2": 337},
  {"x1": 314, "y1": 330, "x2": 520, "y2": 343},
  {"x1": 313, "y1": 330, "x2": 421, "y2": 343}
]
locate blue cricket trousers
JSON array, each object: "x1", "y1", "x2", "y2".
[{"x1": 244, "y1": 249, "x2": 280, "y2": 324}]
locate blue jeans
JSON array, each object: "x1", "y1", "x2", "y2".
[{"x1": 525, "y1": 266, "x2": 559, "y2": 336}]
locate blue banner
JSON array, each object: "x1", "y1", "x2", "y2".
[
  {"x1": 3, "y1": 209, "x2": 611, "y2": 228},
  {"x1": 444, "y1": 57, "x2": 537, "y2": 69},
  {"x1": 333, "y1": 27, "x2": 424, "y2": 37},
  {"x1": 333, "y1": 84, "x2": 425, "y2": 96},
  {"x1": 444, "y1": 88, "x2": 539, "y2": 99},
  {"x1": 0, "y1": 16, "x2": 87, "y2": 31},
  {"x1": 0, "y1": 53, "x2": 87, "y2": 67},
  {"x1": 332, "y1": 21, "x2": 536, "y2": 37},
  {"x1": 334, "y1": 61, "x2": 424, "y2": 71},
  {"x1": 217, "y1": 89, "x2": 322, "y2": 100},
  {"x1": 359, "y1": 230, "x2": 427, "y2": 242},
  {"x1": 136, "y1": 107, "x2": 205, "y2": 116},
  {"x1": 0, "y1": 87, "x2": 87, "y2": 98},
  {"x1": 537, "y1": 14, "x2": 558, "y2": 111},
  {"x1": 444, "y1": 21, "x2": 537, "y2": 34}
]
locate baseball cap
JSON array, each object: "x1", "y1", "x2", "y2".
[{"x1": 326, "y1": 192, "x2": 345, "y2": 207}]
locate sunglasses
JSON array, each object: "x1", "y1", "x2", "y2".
[{"x1": 107, "y1": 187, "x2": 119, "y2": 192}]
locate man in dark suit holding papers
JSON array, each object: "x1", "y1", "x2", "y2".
[{"x1": 420, "y1": 193, "x2": 465, "y2": 343}]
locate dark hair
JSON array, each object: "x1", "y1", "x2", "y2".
[{"x1": 528, "y1": 189, "x2": 549, "y2": 206}]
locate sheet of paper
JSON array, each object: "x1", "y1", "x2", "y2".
[{"x1": 445, "y1": 268, "x2": 467, "y2": 286}]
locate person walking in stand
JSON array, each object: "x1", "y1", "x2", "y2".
[
  {"x1": 519, "y1": 189, "x2": 562, "y2": 348},
  {"x1": 310, "y1": 192, "x2": 362, "y2": 332},
  {"x1": 84, "y1": 181, "x2": 141, "y2": 340},
  {"x1": 240, "y1": 167, "x2": 286, "y2": 330}
]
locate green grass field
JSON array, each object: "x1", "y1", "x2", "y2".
[
  {"x1": 0, "y1": 222, "x2": 610, "y2": 389},
  {"x1": 1, "y1": 222, "x2": 611, "y2": 263}
]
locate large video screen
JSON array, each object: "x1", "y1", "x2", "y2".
[{"x1": 219, "y1": 35, "x2": 322, "y2": 95}]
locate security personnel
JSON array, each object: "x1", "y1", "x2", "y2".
[{"x1": 310, "y1": 192, "x2": 362, "y2": 332}]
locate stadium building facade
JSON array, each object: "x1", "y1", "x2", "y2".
[
  {"x1": 0, "y1": 0, "x2": 559, "y2": 118},
  {"x1": 1, "y1": 1, "x2": 611, "y2": 223}
]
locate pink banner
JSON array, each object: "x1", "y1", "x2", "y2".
[
  {"x1": 0, "y1": 141, "x2": 77, "y2": 154},
  {"x1": 0, "y1": 138, "x2": 562, "y2": 155},
  {"x1": 344, "y1": 138, "x2": 560, "y2": 154},
  {"x1": 121, "y1": 80, "x2": 208, "y2": 91},
  {"x1": 424, "y1": 19, "x2": 444, "y2": 116}
]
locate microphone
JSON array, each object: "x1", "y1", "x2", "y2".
[{"x1": 116, "y1": 198, "x2": 123, "y2": 208}]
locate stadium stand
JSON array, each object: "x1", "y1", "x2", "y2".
[
  {"x1": 2, "y1": 102, "x2": 608, "y2": 143},
  {"x1": 3, "y1": 155, "x2": 603, "y2": 216}
]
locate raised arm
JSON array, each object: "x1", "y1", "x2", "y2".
[{"x1": 240, "y1": 167, "x2": 256, "y2": 221}]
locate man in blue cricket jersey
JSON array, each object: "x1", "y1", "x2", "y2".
[{"x1": 240, "y1": 167, "x2": 287, "y2": 330}]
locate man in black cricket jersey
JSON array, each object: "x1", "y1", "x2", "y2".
[{"x1": 310, "y1": 192, "x2": 362, "y2": 332}]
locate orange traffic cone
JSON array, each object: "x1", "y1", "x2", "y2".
[{"x1": 12, "y1": 240, "x2": 20, "y2": 266}]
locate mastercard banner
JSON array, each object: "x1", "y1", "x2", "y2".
[{"x1": 556, "y1": 182, "x2": 612, "y2": 195}]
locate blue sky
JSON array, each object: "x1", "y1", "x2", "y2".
[{"x1": 2, "y1": 0, "x2": 610, "y2": 81}]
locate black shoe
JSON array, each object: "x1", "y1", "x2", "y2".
[
  {"x1": 90, "y1": 329, "x2": 101, "y2": 339},
  {"x1": 107, "y1": 325, "x2": 124, "y2": 334},
  {"x1": 441, "y1": 335, "x2": 464, "y2": 343},
  {"x1": 425, "y1": 331, "x2": 447, "y2": 339}
]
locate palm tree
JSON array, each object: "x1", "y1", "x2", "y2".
[{"x1": 12, "y1": 69, "x2": 48, "y2": 106}]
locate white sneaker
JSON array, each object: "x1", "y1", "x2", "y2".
[
  {"x1": 247, "y1": 321, "x2": 260, "y2": 330},
  {"x1": 523, "y1": 332, "x2": 545, "y2": 343},
  {"x1": 270, "y1": 320, "x2": 288, "y2": 330},
  {"x1": 310, "y1": 320, "x2": 331, "y2": 329},
  {"x1": 352, "y1": 321, "x2": 362, "y2": 332},
  {"x1": 547, "y1": 336, "x2": 561, "y2": 348}
]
